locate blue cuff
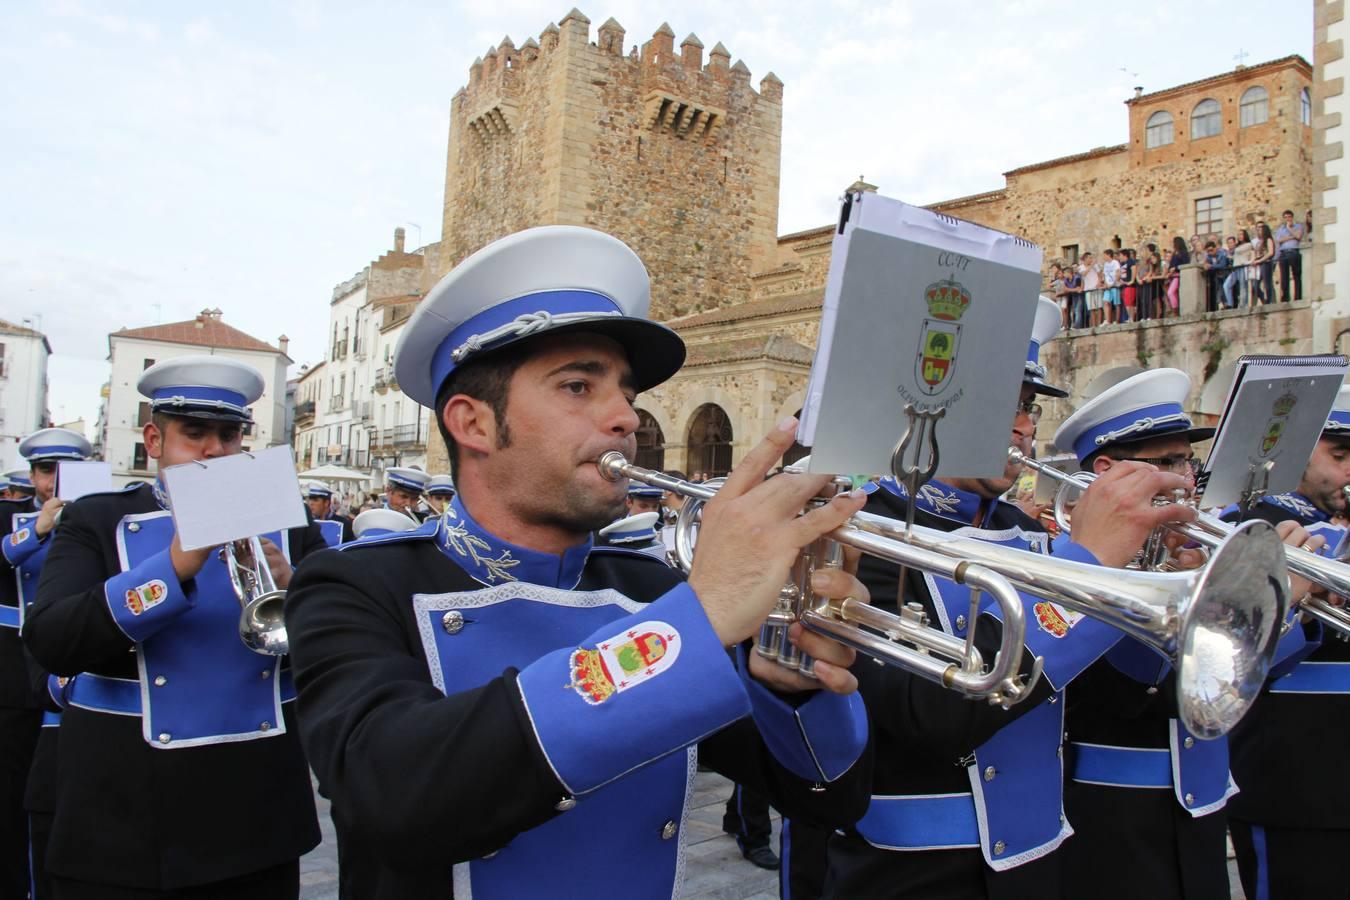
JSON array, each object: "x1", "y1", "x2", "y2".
[
  {"x1": 2, "y1": 522, "x2": 42, "y2": 567},
  {"x1": 990, "y1": 541, "x2": 1121, "y2": 690},
  {"x1": 102, "y1": 548, "x2": 194, "y2": 642},
  {"x1": 515, "y1": 583, "x2": 750, "y2": 795},
  {"x1": 735, "y1": 643, "x2": 868, "y2": 782},
  {"x1": 1269, "y1": 612, "x2": 1320, "y2": 679}
]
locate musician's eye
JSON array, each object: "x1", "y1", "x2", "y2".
[{"x1": 562, "y1": 381, "x2": 588, "y2": 395}]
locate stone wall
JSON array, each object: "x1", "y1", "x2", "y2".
[
  {"x1": 1312, "y1": 0, "x2": 1348, "y2": 351},
  {"x1": 438, "y1": 10, "x2": 783, "y2": 320}
]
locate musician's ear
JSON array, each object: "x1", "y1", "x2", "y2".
[
  {"x1": 443, "y1": 394, "x2": 497, "y2": 460},
  {"x1": 143, "y1": 419, "x2": 165, "y2": 460},
  {"x1": 1091, "y1": 455, "x2": 1114, "y2": 477}
]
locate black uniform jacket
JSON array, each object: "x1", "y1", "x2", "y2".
[
  {"x1": 1224, "y1": 498, "x2": 1350, "y2": 829},
  {"x1": 285, "y1": 537, "x2": 873, "y2": 899},
  {"x1": 827, "y1": 487, "x2": 1058, "y2": 899},
  {"x1": 24, "y1": 484, "x2": 325, "y2": 890},
  {"x1": 0, "y1": 497, "x2": 40, "y2": 709}
]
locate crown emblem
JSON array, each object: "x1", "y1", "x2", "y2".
[
  {"x1": 1272, "y1": 393, "x2": 1297, "y2": 417},
  {"x1": 924, "y1": 276, "x2": 972, "y2": 321}
]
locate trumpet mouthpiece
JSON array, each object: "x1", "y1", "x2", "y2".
[{"x1": 597, "y1": 451, "x2": 629, "y2": 482}]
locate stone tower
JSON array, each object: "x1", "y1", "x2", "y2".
[{"x1": 439, "y1": 9, "x2": 784, "y2": 319}]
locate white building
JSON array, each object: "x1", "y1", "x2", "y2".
[
  {"x1": 293, "y1": 228, "x2": 434, "y2": 501},
  {"x1": 0, "y1": 318, "x2": 52, "y2": 472},
  {"x1": 104, "y1": 309, "x2": 292, "y2": 487}
]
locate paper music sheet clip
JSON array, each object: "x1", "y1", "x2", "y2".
[
  {"x1": 161, "y1": 446, "x2": 307, "y2": 550},
  {"x1": 56, "y1": 461, "x2": 113, "y2": 502}
]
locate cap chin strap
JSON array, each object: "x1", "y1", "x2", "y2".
[
  {"x1": 450, "y1": 310, "x2": 622, "y2": 364},
  {"x1": 1093, "y1": 412, "x2": 1192, "y2": 447}
]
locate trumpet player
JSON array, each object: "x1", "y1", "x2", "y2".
[
  {"x1": 1223, "y1": 384, "x2": 1350, "y2": 899},
  {"x1": 424, "y1": 473, "x2": 456, "y2": 515},
  {"x1": 1053, "y1": 368, "x2": 1317, "y2": 899},
  {"x1": 819, "y1": 299, "x2": 1197, "y2": 899},
  {"x1": 383, "y1": 466, "x2": 430, "y2": 521},
  {"x1": 284, "y1": 227, "x2": 874, "y2": 898},
  {"x1": 0, "y1": 428, "x2": 91, "y2": 899},
  {"x1": 23, "y1": 357, "x2": 327, "y2": 899}
]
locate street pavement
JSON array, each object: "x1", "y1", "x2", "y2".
[{"x1": 299, "y1": 771, "x2": 1245, "y2": 898}]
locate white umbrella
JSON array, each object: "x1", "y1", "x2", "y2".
[{"x1": 298, "y1": 464, "x2": 371, "y2": 483}]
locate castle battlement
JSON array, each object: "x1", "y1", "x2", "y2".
[{"x1": 441, "y1": 8, "x2": 785, "y2": 321}]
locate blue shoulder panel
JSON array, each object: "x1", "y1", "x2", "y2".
[{"x1": 337, "y1": 517, "x2": 441, "y2": 551}]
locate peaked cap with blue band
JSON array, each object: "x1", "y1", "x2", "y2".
[
  {"x1": 300, "y1": 480, "x2": 333, "y2": 500},
  {"x1": 426, "y1": 474, "x2": 456, "y2": 496},
  {"x1": 599, "y1": 511, "x2": 661, "y2": 545},
  {"x1": 1054, "y1": 368, "x2": 1215, "y2": 462},
  {"x1": 5, "y1": 470, "x2": 33, "y2": 492},
  {"x1": 1025, "y1": 295, "x2": 1068, "y2": 398},
  {"x1": 137, "y1": 355, "x2": 264, "y2": 422},
  {"x1": 18, "y1": 427, "x2": 92, "y2": 462},
  {"x1": 1323, "y1": 384, "x2": 1350, "y2": 434},
  {"x1": 352, "y1": 508, "x2": 421, "y2": 538},
  {"x1": 393, "y1": 226, "x2": 686, "y2": 409},
  {"x1": 385, "y1": 466, "x2": 430, "y2": 494},
  {"x1": 627, "y1": 483, "x2": 664, "y2": 499}
]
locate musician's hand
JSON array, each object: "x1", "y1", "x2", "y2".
[
  {"x1": 1071, "y1": 461, "x2": 1196, "y2": 568},
  {"x1": 687, "y1": 417, "x2": 866, "y2": 646},
  {"x1": 258, "y1": 538, "x2": 293, "y2": 589},
  {"x1": 34, "y1": 498, "x2": 65, "y2": 537},
  {"x1": 169, "y1": 533, "x2": 213, "y2": 583},
  {"x1": 1161, "y1": 530, "x2": 1207, "y2": 570},
  {"x1": 747, "y1": 568, "x2": 866, "y2": 695},
  {"x1": 1275, "y1": 521, "x2": 1324, "y2": 603}
]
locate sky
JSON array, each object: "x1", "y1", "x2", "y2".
[{"x1": 0, "y1": 0, "x2": 1314, "y2": 432}]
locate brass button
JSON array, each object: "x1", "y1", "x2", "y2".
[
  {"x1": 1146, "y1": 686, "x2": 1158, "y2": 695},
  {"x1": 955, "y1": 614, "x2": 967, "y2": 630},
  {"x1": 128, "y1": 522, "x2": 141, "y2": 533},
  {"x1": 1183, "y1": 737, "x2": 1194, "y2": 749},
  {"x1": 157, "y1": 733, "x2": 171, "y2": 744},
  {"x1": 983, "y1": 766, "x2": 996, "y2": 782},
  {"x1": 261, "y1": 670, "x2": 271, "y2": 680},
  {"x1": 153, "y1": 675, "x2": 167, "y2": 687},
  {"x1": 554, "y1": 797, "x2": 576, "y2": 812},
  {"x1": 260, "y1": 721, "x2": 271, "y2": 731},
  {"x1": 1184, "y1": 793, "x2": 1195, "y2": 806},
  {"x1": 442, "y1": 611, "x2": 465, "y2": 634},
  {"x1": 661, "y1": 820, "x2": 677, "y2": 840},
  {"x1": 993, "y1": 840, "x2": 1006, "y2": 855}
]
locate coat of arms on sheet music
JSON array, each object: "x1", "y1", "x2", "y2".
[{"x1": 915, "y1": 276, "x2": 971, "y2": 396}]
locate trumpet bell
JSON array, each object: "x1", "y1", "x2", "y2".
[
  {"x1": 239, "y1": 591, "x2": 288, "y2": 656},
  {"x1": 1177, "y1": 519, "x2": 1287, "y2": 739}
]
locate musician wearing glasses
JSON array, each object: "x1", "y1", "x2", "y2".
[
  {"x1": 284, "y1": 227, "x2": 873, "y2": 898},
  {"x1": 23, "y1": 357, "x2": 325, "y2": 899},
  {"x1": 816, "y1": 299, "x2": 1199, "y2": 899},
  {"x1": 1054, "y1": 368, "x2": 1318, "y2": 899},
  {"x1": 1222, "y1": 384, "x2": 1350, "y2": 899},
  {"x1": 0, "y1": 428, "x2": 92, "y2": 899}
]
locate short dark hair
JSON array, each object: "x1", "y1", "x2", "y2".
[
  {"x1": 433, "y1": 343, "x2": 532, "y2": 481},
  {"x1": 1283, "y1": 209, "x2": 1294, "y2": 217},
  {"x1": 663, "y1": 469, "x2": 687, "y2": 481}
]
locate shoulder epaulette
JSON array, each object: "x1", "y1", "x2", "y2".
[{"x1": 337, "y1": 517, "x2": 442, "y2": 551}]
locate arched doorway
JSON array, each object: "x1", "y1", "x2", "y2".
[
  {"x1": 686, "y1": 404, "x2": 733, "y2": 478},
  {"x1": 634, "y1": 409, "x2": 666, "y2": 471}
]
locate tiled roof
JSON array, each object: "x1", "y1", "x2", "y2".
[
  {"x1": 0, "y1": 318, "x2": 44, "y2": 339},
  {"x1": 1004, "y1": 144, "x2": 1128, "y2": 177},
  {"x1": 667, "y1": 290, "x2": 823, "y2": 330},
  {"x1": 1131, "y1": 55, "x2": 1310, "y2": 104},
  {"x1": 113, "y1": 314, "x2": 282, "y2": 355},
  {"x1": 684, "y1": 334, "x2": 815, "y2": 368}
]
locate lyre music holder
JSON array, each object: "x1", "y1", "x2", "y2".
[
  {"x1": 1237, "y1": 459, "x2": 1275, "y2": 518},
  {"x1": 890, "y1": 404, "x2": 945, "y2": 536}
]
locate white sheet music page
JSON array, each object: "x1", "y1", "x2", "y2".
[
  {"x1": 56, "y1": 461, "x2": 113, "y2": 502},
  {"x1": 1198, "y1": 354, "x2": 1348, "y2": 507},
  {"x1": 799, "y1": 192, "x2": 1043, "y2": 478},
  {"x1": 161, "y1": 446, "x2": 307, "y2": 551}
]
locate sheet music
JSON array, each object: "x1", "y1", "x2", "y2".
[
  {"x1": 800, "y1": 192, "x2": 1043, "y2": 477},
  {"x1": 56, "y1": 461, "x2": 113, "y2": 502},
  {"x1": 161, "y1": 446, "x2": 308, "y2": 551},
  {"x1": 1198, "y1": 354, "x2": 1347, "y2": 507}
]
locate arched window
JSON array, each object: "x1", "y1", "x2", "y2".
[
  {"x1": 1191, "y1": 99, "x2": 1221, "y2": 139},
  {"x1": 1239, "y1": 86, "x2": 1268, "y2": 127},
  {"x1": 1301, "y1": 88, "x2": 1312, "y2": 126},
  {"x1": 686, "y1": 404, "x2": 733, "y2": 478},
  {"x1": 634, "y1": 409, "x2": 665, "y2": 471},
  {"x1": 1145, "y1": 111, "x2": 1174, "y2": 149}
]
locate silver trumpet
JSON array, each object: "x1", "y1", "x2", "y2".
[
  {"x1": 602, "y1": 451, "x2": 1291, "y2": 738},
  {"x1": 598, "y1": 453, "x2": 1041, "y2": 708},
  {"x1": 221, "y1": 536, "x2": 289, "y2": 656},
  {"x1": 1013, "y1": 448, "x2": 1350, "y2": 638}
]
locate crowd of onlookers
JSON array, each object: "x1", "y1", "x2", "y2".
[{"x1": 1047, "y1": 210, "x2": 1311, "y2": 329}]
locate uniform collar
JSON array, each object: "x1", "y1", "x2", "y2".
[
  {"x1": 440, "y1": 495, "x2": 592, "y2": 589},
  {"x1": 152, "y1": 478, "x2": 171, "y2": 512},
  {"x1": 878, "y1": 477, "x2": 993, "y2": 526},
  {"x1": 1263, "y1": 492, "x2": 1329, "y2": 524}
]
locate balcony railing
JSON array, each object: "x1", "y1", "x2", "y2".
[{"x1": 294, "y1": 400, "x2": 316, "y2": 423}]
